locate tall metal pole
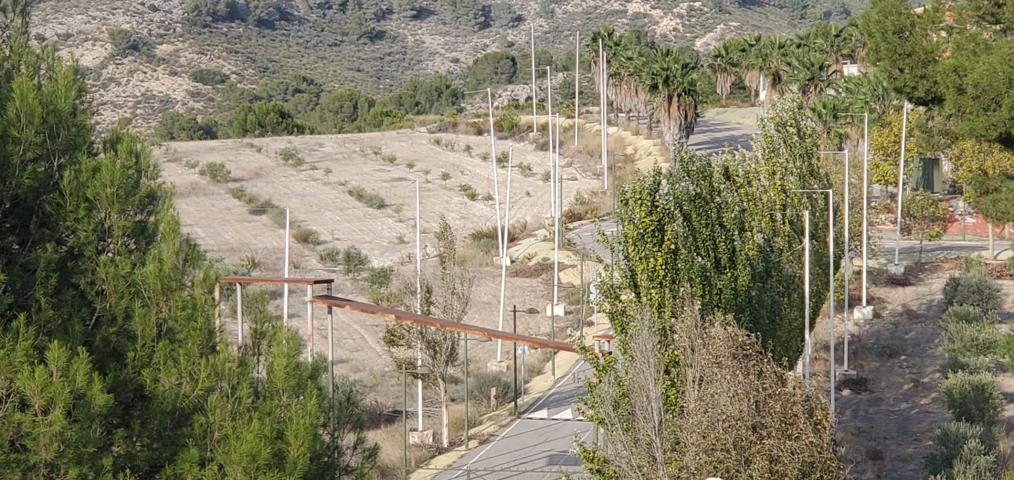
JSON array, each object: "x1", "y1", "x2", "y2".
[
  {"x1": 547, "y1": 67, "x2": 555, "y2": 217},
  {"x1": 283, "y1": 208, "x2": 290, "y2": 325},
  {"x1": 487, "y1": 89, "x2": 503, "y2": 261},
  {"x1": 531, "y1": 24, "x2": 537, "y2": 135},
  {"x1": 236, "y1": 283, "x2": 243, "y2": 346},
  {"x1": 402, "y1": 366, "x2": 408, "y2": 480},
  {"x1": 862, "y1": 112, "x2": 869, "y2": 307},
  {"x1": 552, "y1": 114, "x2": 560, "y2": 380},
  {"x1": 842, "y1": 150, "x2": 851, "y2": 372},
  {"x1": 803, "y1": 211, "x2": 811, "y2": 387},
  {"x1": 496, "y1": 149, "x2": 513, "y2": 374},
  {"x1": 828, "y1": 190, "x2": 836, "y2": 421},
  {"x1": 306, "y1": 284, "x2": 313, "y2": 361},
  {"x1": 600, "y1": 40, "x2": 608, "y2": 190},
  {"x1": 327, "y1": 284, "x2": 334, "y2": 387},
  {"x1": 463, "y1": 333, "x2": 469, "y2": 448},
  {"x1": 415, "y1": 179, "x2": 423, "y2": 434},
  {"x1": 893, "y1": 101, "x2": 909, "y2": 265},
  {"x1": 574, "y1": 31, "x2": 580, "y2": 146},
  {"x1": 489, "y1": 93, "x2": 506, "y2": 362},
  {"x1": 512, "y1": 306, "x2": 519, "y2": 417}
]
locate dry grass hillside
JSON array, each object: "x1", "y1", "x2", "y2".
[{"x1": 31, "y1": 0, "x2": 863, "y2": 131}]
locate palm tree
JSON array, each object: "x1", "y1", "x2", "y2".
[
  {"x1": 638, "y1": 46, "x2": 702, "y2": 150},
  {"x1": 709, "y1": 39, "x2": 741, "y2": 103},
  {"x1": 808, "y1": 94, "x2": 847, "y2": 149},
  {"x1": 757, "y1": 36, "x2": 791, "y2": 107},
  {"x1": 739, "y1": 33, "x2": 764, "y2": 103},
  {"x1": 586, "y1": 26, "x2": 618, "y2": 102},
  {"x1": 787, "y1": 49, "x2": 832, "y2": 102}
]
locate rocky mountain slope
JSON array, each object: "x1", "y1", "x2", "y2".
[{"x1": 31, "y1": 0, "x2": 866, "y2": 131}]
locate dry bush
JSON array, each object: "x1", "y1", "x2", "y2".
[
  {"x1": 368, "y1": 423, "x2": 435, "y2": 479},
  {"x1": 563, "y1": 189, "x2": 611, "y2": 224},
  {"x1": 580, "y1": 304, "x2": 845, "y2": 480},
  {"x1": 455, "y1": 243, "x2": 493, "y2": 269},
  {"x1": 510, "y1": 261, "x2": 553, "y2": 279}
]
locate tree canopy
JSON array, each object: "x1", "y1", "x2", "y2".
[{"x1": 0, "y1": 3, "x2": 376, "y2": 476}]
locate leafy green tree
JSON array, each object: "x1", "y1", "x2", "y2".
[
  {"x1": 0, "y1": 4, "x2": 376, "y2": 476},
  {"x1": 382, "y1": 75, "x2": 462, "y2": 115},
  {"x1": 227, "y1": 101, "x2": 307, "y2": 137},
  {"x1": 869, "y1": 109, "x2": 921, "y2": 186},
  {"x1": 514, "y1": 47, "x2": 553, "y2": 85},
  {"x1": 465, "y1": 50, "x2": 517, "y2": 89},
  {"x1": 155, "y1": 111, "x2": 219, "y2": 141},
  {"x1": 189, "y1": 67, "x2": 230, "y2": 86},
  {"x1": 309, "y1": 86, "x2": 375, "y2": 133}
]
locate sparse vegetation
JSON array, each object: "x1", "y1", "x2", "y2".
[
  {"x1": 440, "y1": 170, "x2": 452, "y2": 181},
  {"x1": 292, "y1": 225, "x2": 322, "y2": 245},
  {"x1": 197, "y1": 161, "x2": 231, "y2": 183},
  {"x1": 277, "y1": 145, "x2": 305, "y2": 167},
  {"x1": 381, "y1": 153, "x2": 397, "y2": 164},
  {"x1": 347, "y1": 185, "x2": 387, "y2": 209},
  {"x1": 458, "y1": 183, "x2": 478, "y2": 201},
  {"x1": 189, "y1": 67, "x2": 230, "y2": 86}
]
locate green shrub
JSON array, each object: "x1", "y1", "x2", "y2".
[
  {"x1": 926, "y1": 421, "x2": 991, "y2": 477},
  {"x1": 155, "y1": 111, "x2": 218, "y2": 141},
  {"x1": 495, "y1": 109, "x2": 520, "y2": 135},
  {"x1": 107, "y1": 28, "x2": 152, "y2": 55},
  {"x1": 495, "y1": 151, "x2": 509, "y2": 168},
  {"x1": 340, "y1": 246, "x2": 371, "y2": 278},
  {"x1": 940, "y1": 371, "x2": 1003, "y2": 428},
  {"x1": 226, "y1": 101, "x2": 306, "y2": 138},
  {"x1": 277, "y1": 145, "x2": 304, "y2": 167},
  {"x1": 364, "y1": 265, "x2": 394, "y2": 292},
  {"x1": 183, "y1": 159, "x2": 199, "y2": 170},
  {"x1": 541, "y1": 170, "x2": 551, "y2": 183},
  {"x1": 318, "y1": 247, "x2": 342, "y2": 266},
  {"x1": 942, "y1": 305, "x2": 990, "y2": 324},
  {"x1": 440, "y1": 171, "x2": 451, "y2": 181},
  {"x1": 198, "y1": 161, "x2": 231, "y2": 183},
  {"x1": 467, "y1": 371, "x2": 515, "y2": 411},
  {"x1": 517, "y1": 162, "x2": 533, "y2": 176},
  {"x1": 292, "y1": 226, "x2": 321, "y2": 245},
  {"x1": 950, "y1": 439, "x2": 998, "y2": 480},
  {"x1": 458, "y1": 183, "x2": 478, "y2": 201},
  {"x1": 189, "y1": 68, "x2": 230, "y2": 86},
  {"x1": 381, "y1": 153, "x2": 397, "y2": 164},
  {"x1": 942, "y1": 321, "x2": 998, "y2": 372},
  {"x1": 943, "y1": 271, "x2": 1002, "y2": 313},
  {"x1": 347, "y1": 186, "x2": 386, "y2": 209}
]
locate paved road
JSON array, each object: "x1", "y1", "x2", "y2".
[
  {"x1": 688, "y1": 116, "x2": 757, "y2": 154},
  {"x1": 433, "y1": 361, "x2": 595, "y2": 479}
]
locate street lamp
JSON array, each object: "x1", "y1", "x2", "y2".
[
  {"x1": 840, "y1": 111, "x2": 873, "y2": 318},
  {"x1": 820, "y1": 149, "x2": 854, "y2": 375},
  {"x1": 460, "y1": 333, "x2": 491, "y2": 449},
  {"x1": 402, "y1": 365, "x2": 432, "y2": 480},
  {"x1": 511, "y1": 305, "x2": 540, "y2": 417},
  {"x1": 794, "y1": 188, "x2": 836, "y2": 422}
]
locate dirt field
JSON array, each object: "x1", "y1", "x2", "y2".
[
  {"x1": 810, "y1": 263, "x2": 1014, "y2": 479},
  {"x1": 155, "y1": 129, "x2": 601, "y2": 400}
]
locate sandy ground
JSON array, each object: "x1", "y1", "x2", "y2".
[
  {"x1": 811, "y1": 264, "x2": 1014, "y2": 479},
  {"x1": 155, "y1": 129, "x2": 600, "y2": 400}
]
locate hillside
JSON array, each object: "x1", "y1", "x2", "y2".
[{"x1": 31, "y1": 0, "x2": 866, "y2": 131}]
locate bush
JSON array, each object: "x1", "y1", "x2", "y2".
[
  {"x1": 458, "y1": 183, "x2": 478, "y2": 201},
  {"x1": 942, "y1": 321, "x2": 998, "y2": 372},
  {"x1": 943, "y1": 271, "x2": 1002, "y2": 313},
  {"x1": 155, "y1": 111, "x2": 218, "y2": 141},
  {"x1": 277, "y1": 145, "x2": 304, "y2": 167},
  {"x1": 292, "y1": 226, "x2": 321, "y2": 245},
  {"x1": 942, "y1": 305, "x2": 990, "y2": 324},
  {"x1": 468, "y1": 220, "x2": 527, "y2": 246},
  {"x1": 440, "y1": 171, "x2": 451, "y2": 181},
  {"x1": 381, "y1": 153, "x2": 397, "y2": 164},
  {"x1": 226, "y1": 101, "x2": 306, "y2": 138},
  {"x1": 951, "y1": 440, "x2": 998, "y2": 480},
  {"x1": 495, "y1": 151, "x2": 509, "y2": 168},
  {"x1": 495, "y1": 109, "x2": 520, "y2": 135},
  {"x1": 318, "y1": 247, "x2": 342, "y2": 266},
  {"x1": 467, "y1": 371, "x2": 514, "y2": 411},
  {"x1": 517, "y1": 162, "x2": 533, "y2": 176},
  {"x1": 364, "y1": 266, "x2": 393, "y2": 292},
  {"x1": 341, "y1": 246, "x2": 371, "y2": 278},
  {"x1": 107, "y1": 28, "x2": 152, "y2": 55},
  {"x1": 940, "y1": 371, "x2": 1003, "y2": 428},
  {"x1": 198, "y1": 161, "x2": 231, "y2": 183},
  {"x1": 926, "y1": 421, "x2": 994, "y2": 477},
  {"x1": 347, "y1": 186, "x2": 386, "y2": 209},
  {"x1": 189, "y1": 68, "x2": 230, "y2": 86}
]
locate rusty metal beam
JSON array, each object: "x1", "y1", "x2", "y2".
[
  {"x1": 310, "y1": 295, "x2": 576, "y2": 353},
  {"x1": 220, "y1": 275, "x2": 334, "y2": 286}
]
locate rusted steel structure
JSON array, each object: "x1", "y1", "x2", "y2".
[
  {"x1": 216, "y1": 276, "x2": 335, "y2": 361},
  {"x1": 310, "y1": 295, "x2": 576, "y2": 353}
]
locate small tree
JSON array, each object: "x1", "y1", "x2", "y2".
[
  {"x1": 382, "y1": 216, "x2": 473, "y2": 448},
  {"x1": 901, "y1": 191, "x2": 948, "y2": 264}
]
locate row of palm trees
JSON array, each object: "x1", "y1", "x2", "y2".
[
  {"x1": 585, "y1": 21, "x2": 893, "y2": 151},
  {"x1": 586, "y1": 27, "x2": 704, "y2": 150},
  {"x1": 708, "y1": 21, "x2": 867, "y2": 106}
]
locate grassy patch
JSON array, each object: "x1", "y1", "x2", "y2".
[{"x1": 347, "y1": 185, "x2": 387, "y2": 209}]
